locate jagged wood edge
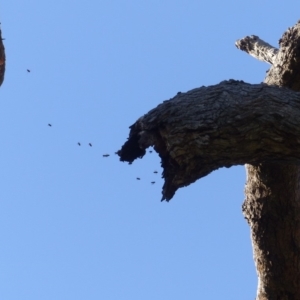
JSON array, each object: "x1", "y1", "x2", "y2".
[{"x1": 117, "y1": 20, "x2": 300, "y2": 203}]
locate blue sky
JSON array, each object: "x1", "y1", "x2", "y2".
[{"x1": 0, "y1": 1, "x2": 298, "y2": 299}]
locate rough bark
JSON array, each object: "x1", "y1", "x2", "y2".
[
  {"x1": 0, "y1": 26, "x2": 5, "y2": 86},
  {"x1": 118, "y1": 20, "x2": 300, "y2": 299},
  {"x1": 235, "y1": 35, "x2": 278, "y2": 65},
  {"x1": 244, "y1": 164, "x2": 300, "y2": 300},
  {"x1": 240, "y1": 21, "x2": 300, "y2": 300},
  {"x1": 118, "y1": 81, "x2": 300, "y2": 201}
]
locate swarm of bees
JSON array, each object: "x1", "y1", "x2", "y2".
[
  {"x1": 47, "y1": 121, "x2": 159, "y2": 184},
  {"x1": 35, "y1": 54, "x2": 160, "y2": 186}
]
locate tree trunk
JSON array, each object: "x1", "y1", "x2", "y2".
[
  {"x1": 244, "y1": 164, "x2": 300, "y2": 299},
  {"x1": 118, "y1": 20, "x2": 300, "y2": 299},
  {"x1": 0, "y1": 26, "x2": 5, "y2": 86},
  {"x1": 238, "y1": 22, "x2": 300, "y2": 299}
]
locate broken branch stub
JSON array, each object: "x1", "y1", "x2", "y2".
[
  {"x1": 118, "y1": 80, "x2": 300, "y2": 201},
  {"x1": 235, "y1": 35, "x2": 278, "y2": 64},
  {"x1": 236, "y1": 21, "x2": 300, "y2": 90}
]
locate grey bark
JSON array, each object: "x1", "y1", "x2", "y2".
[
  {"x1": 0, "y1": 26, "x2": 5, "y2": 86},
  {"x1": 118, "y1": 20, "x2": 300, "y2": 299},
  {"x1": 240, "y1": 22, "x2": 300, "y2": 300},
  {"x1": 118, "y1": 81, "x2": 300, "y2": 201},
  {"x1": 235, "y1": 35, "x2": 278, "y2": 64}
]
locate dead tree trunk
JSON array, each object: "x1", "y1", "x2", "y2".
[
  {"x1": 0, "y1": 26, "x2": 5, "y2": 86},
  {"x1": 118, "y1": 20, "x2": 300, "y2": 299},
  {"x1": 236, "y1": 22, "x2": 300, "y2": 299}
]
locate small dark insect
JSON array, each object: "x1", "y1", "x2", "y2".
[
  {"x1": 149, "y1": 150, "x2": 153, "y2": 153},
  {"x1": 136, "y1": 177, "x2": 140, "y2": 180},
  {"x1": 89, "y1": 143, "x2": 92, "y2": 147},
  {"x1": 27, "y1": 69, "x2": 30, "y2": 73},
  {"x1": 48, "y1": 124, "x2": 52, "y2": 127},
  {"x1": 103, "y1": 154, "x2": 110, "y2": 157},
  {"x1": 78, "y1": 142, "x2": 81, "y2": 146},
  {"x1": 153, "y1": 171, "x2": 158, "y2": 174},
  {"x1": 151, "y1": 181, "x2": 155, "y2": 184}
]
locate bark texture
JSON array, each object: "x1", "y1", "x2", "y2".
[
  {"x1": 235, "y1": 35, "x2": 278, "y2": 64},
  {"x1": 244, "y1": 164, "x2": 300, "y2": 300},
  {"x1": 118, "y1": 81, "x2": 300, "y2": 201},
  {"x1": 0, "y1": 26, "x2": 5, "y2": 86},
  {"x1": 118, "y1": 20, "x2": 300, "y2": 299},
  {"x1": 241, "y1": 21, "x2": 300, "y2": 300}
]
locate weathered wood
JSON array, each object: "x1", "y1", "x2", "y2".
[
  {"x1": 0, "y1": 26, "x2": 5, "y2": 86},
  {"x1": 118, "y1": 19, "x2": 300, "y2": 300},
  {"x1": 265, "y1": 23, "x2": 300, "y2": 90},
  {"x1": 235, "y1": 35, "x2": 278, "y2": 64},
  {"x1": 244, "y1": 163, "x2": 300, "y2": 300},
  {"x1": 118, "y1": 80, "x2": 300, "y2": 201},
  {"x1": 240, "y1": 20, "x2": 300, "y2": 300}
]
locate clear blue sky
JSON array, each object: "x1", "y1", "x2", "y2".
[{"x1": 0, "y1": 1, "x2": 298, "y2": 299}]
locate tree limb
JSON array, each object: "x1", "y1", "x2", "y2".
[
  {"x1": 235, "y1": 35, "x2": 278, "y2": 64},
  {"x1": 117, "y1": 19, "x2": 300, "y2": 300},
  {"x1": 118, "y1": 80, "x2": 300, "y2": 201},
  {"x1": 236, "y1": 23, "x2": 300, "y2": 90}
]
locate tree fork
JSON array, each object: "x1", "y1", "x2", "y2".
[
  {"x1": 238, "y1": 21, "x2": 300, "y2": 299},
  {"x1": 118, "y1": 20, "x2": 300, "y2": 299}
]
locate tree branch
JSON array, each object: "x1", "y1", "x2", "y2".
[
  {"x1": 117, "y1": 19, "x2": 300, "y2": 299},
  {"x1": 236, "y1": 23, "x2": 300, "y2": 90},
  {"x1": 118, "y1": 80, "x2": 300, "y2": 201},
  {"x1": 235, "y1": 35, "x2": 278, "y2": 64}
]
